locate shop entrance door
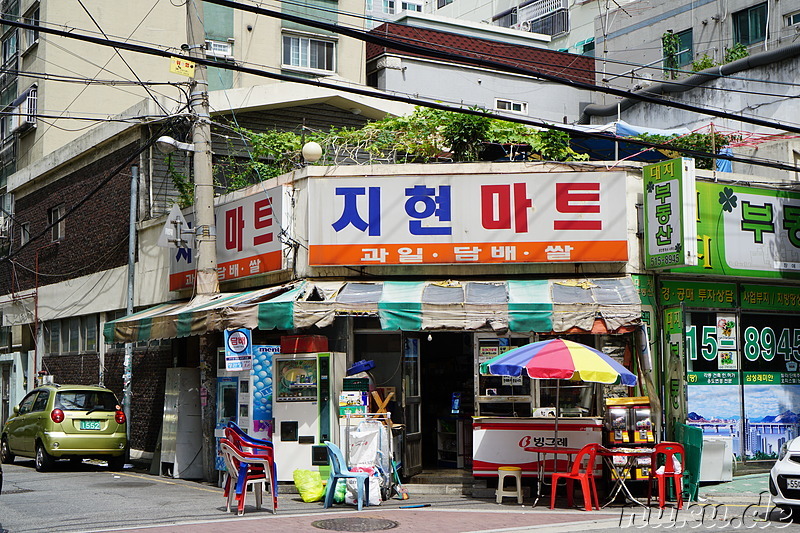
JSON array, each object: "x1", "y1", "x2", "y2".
[{"x1": 402, "y1": 336, "x2": 422, "y2": 477}]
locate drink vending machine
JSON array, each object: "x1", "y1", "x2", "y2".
[
  {"x1": 272, "y1": 351, "x2": 346, "y2": 481},
  {"x1": 215, "y1": 345, "x2": 278, "y2": 471}
]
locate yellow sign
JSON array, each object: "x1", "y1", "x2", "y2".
[{"x1": 170, "y1": 57, "x2": 196, "y2": 77}]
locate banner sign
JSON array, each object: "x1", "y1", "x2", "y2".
[
  {"x1": 643, "y1": 158, "x2": 698, "y2": 269},
  {"x1": 671, "y1": 181, "x2": 800, "y2": 279},
  {"x1": 169, "y1": 186, "x2": 287, "y2": 291},
  {"x1": 224, "y1": 328, "x2": 253, "y2": 371},
  {"x1": 307, "y1": 172, "x2": 628, "y2": 266}
]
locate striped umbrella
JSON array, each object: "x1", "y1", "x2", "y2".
[
  {"x1": 480, "y1": 338, "x2": 637, "y2": 448},
  {"x1": 479, "y1": 338, "x2": 637, "y2": 386}
]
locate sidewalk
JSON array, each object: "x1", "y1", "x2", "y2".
[{"x1": 93, "y1": 472, "x2": 778, "y2": 533}]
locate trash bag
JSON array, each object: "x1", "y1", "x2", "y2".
[
  {"x1": 293, "y1": 469, "x2": 325, "y2": 503},
  {"x1": 345, "y1": 475, "x2": 382, "y2": 506},
  {"x1": 334, "y1": 479, "x2": 347, "y2": 503}
]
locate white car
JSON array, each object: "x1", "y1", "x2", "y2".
[{"x1": 770, "y1": 437, "x2": 800, "y2": 511}]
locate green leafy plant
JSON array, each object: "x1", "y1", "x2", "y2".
[
  {"x1": 724, "y1": 42, "x2": 749, "y2": 63},
  {"x1": 633, "y1": 131, "x2": 738, "y2": 170},
  {"x1": 662, "y1": 30, "x2": 681, "y2": 79},
  {"x1": 691, "y1": 54, "x2": 717, "y2": 72},
  {"x1": 166, "y1": 154, "x2": 194, "y2": 208},
  {"x1": 440, "y1": 107, "x2": 492, "y2": 162},
  {"x1": 529, "y1": 129, "x2": 589, "y2": 162}
]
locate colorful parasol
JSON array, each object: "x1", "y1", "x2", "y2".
[
  {"x1": 480, "y1": 338, "x2": 637, "y2": 448},
  {"x1": 479, "y1": 338, "x2": 637, "y2": 386}
]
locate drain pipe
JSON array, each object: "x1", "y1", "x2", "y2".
[{"x1": 581, "y1": 43, "x2": 800, "y2": 122}]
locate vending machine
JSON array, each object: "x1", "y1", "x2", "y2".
[
  {"x1": 215, "y1": 345, "x2": 278, "y2": 471},
  {"x1": 272, "y1": 351, "x2": 346, "y2": 481},
  {"x1": 604, "y1": 396, "x2": 655, "y2": 480}
]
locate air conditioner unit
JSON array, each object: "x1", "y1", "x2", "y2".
[{"x1": 9, "y1": 90, "x2": 36, "y2": 133}]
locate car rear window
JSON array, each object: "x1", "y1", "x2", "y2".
[{"x1": 55, "y1": 391, "x2": 119, "y2": 411}]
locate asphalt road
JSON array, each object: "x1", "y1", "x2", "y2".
[{"x1": 1, "y1": 459, "x2": 799, "y2": 533}]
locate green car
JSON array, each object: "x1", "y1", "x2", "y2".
[{"x1": 0, "y1": 384, "x2": 127, "y2": 472}]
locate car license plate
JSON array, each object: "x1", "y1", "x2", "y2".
[
  {"x1": 788, "y1": 479, "x2": 800, "y2": 490},
  {"x1": 80, "y1": 420, "x2": 101, "y2": 430}
]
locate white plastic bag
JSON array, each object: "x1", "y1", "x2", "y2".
[
  {"x1": 655, "y1": 455, "x2": 682, "y2": 475},
  {"x1": 345, "y1": 476, "x2": 382, "y2": 506}
]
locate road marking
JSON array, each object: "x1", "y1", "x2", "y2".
[{"x1": 113, "y1": 472, "x2": 221, "y2": 493}]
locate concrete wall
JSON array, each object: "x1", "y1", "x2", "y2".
[{"x1": 373, "y1": 54, "x2": 593, "y2": 123}]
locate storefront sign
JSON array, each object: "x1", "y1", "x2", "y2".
[
  {"x1": 224, "y1": 328, "x2": 253, "y2": 371},
  {"x1": 169, "y1": 187, "x2": 288, "y2": 290},
  {"x1": 472, "y1": 418, "x2": 603, "y2": 476},
  {"x1": 307, "y1": 172, "x2": 628, "y2": 266},
  {"x1": 660, "y1": 280, "x2": 737, "y2": 308},
  {"x1": 643, "y1": 158, "x2": 698, "y2": 269},
  {"x1": 672, "y1": 182, "x2": 800, "y2": 279},
  {"x1": 685, "y1": 308, "x2": 800, "y2": 458},
  {"x1": 741, "y1": 284, "x2": 800, "y2": 310},
  {"x1": 663, "y1": 307, "x2": 687, "y2": 437}
]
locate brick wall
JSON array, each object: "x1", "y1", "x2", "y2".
[
  {"x1": 2, "y1": 142, "x2": 140, "y2": 292},
  {"x1": 43, "y1": 344, "x2": 172, "y2": 452}
]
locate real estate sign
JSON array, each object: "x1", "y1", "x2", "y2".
[{"x1": 643, "y1": 158, "x2": 698, "y2": 269}]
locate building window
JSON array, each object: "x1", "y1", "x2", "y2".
[
  {"x1": 205, "y1": 39, "x2": 233, "y2": 59},
  {"x1": 48, "y1": 204, "x2": 64, "y2": 241},
  {"x1": 22, "y1": 4, "x2": 38, "y2": 52},
  {"x1": 282, "y1": 34, "x2": 335, "y2": 72},
  {"x1": 663, "y1": 29, "x2": 693, "y2": 68},
  {"x1": 401, "y1": 1, "x2": 422, "y2": 12},
  {"x1": 494, "y1": 98, "x2": 528, "y2": 115},
  {"x1": 20, "y1": 221, "x2": 28, "y2": 245},
  {"x1": 383, "y1": 0, "x2": 395, "y2": 14},
  {"x1": 733, "y1": 3, "x2": 767, "y2": 45},
  {"x1": 43, "y1": 315, "x2": 100, "y2": 355},
  {"x1": 437, "y1": 0, "x2": 453, "y2": 8},
  {"x1": 512, "y1": 0, "x2": 569, "y2": 36},
  {"x1": 787, "y1": 11, "x2": 800, "y2": 26}
]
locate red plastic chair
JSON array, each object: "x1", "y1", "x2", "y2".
[
  {"x1": 219, "y1": 438, "x2": 277, "y2": 515},
  {"x1": 648, "y1": 441, "x2": 685, "y2": 509},
  {"x1": 222, "y1": 428, "x2": 277, "y2": 510},
  {"x1": 550, "y1": 443, "x2": 603, "y2": 511}
]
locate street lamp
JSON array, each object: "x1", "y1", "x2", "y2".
[
  {"x1": 155, "y1": 135, "x2": 196, "y2": 155},
  {"x1": 302, "y1": 141, "x2": 323, "y2": 163}
]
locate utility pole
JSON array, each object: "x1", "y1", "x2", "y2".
[
  {"x1": 187, "y1": 0, "x2": 218, "y2": 295},
  {"x1": 186, "y1": 0, "x2": 219, "y2": 483},
  {"x1": 122, "y1": 165, "x2": 138, "y2": 445}
]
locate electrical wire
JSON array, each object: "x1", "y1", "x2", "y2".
[{"x1": 2, "y1": 14, "x2": 799, "y2": 174}]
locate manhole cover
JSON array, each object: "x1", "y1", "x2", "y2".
[{"x1": 311, "y1": 517, "x2": 399, "y2": 531}]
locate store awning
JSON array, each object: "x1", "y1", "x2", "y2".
[{"x1": 104, "y1": 277, "x2": 641, "y2": 344}]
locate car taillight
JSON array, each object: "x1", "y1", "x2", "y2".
[
  {"x1": 51, "y1": 408, "x2": 65, "y2": 423},
  {"x1": 115, "y1": 410, "x2": 126, "y2": 424}
]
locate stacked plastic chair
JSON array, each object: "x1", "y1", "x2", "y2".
[{"x1": 222, "y1": 422, "x2": 278, "y2": 515}]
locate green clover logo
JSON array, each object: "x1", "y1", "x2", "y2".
[{"x1": 718, "y1": 187, "x2": 737, "y2": 213}]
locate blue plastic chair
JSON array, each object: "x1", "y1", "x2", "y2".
[{"x1": 323, "y1": 441, "x2": 370, "y2": 511}]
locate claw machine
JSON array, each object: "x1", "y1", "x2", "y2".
[{"x1": 272, "y1": 349, "x2": 346, "y2": 481}]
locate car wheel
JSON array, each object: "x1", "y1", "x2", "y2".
[
  {"x1": 0, "y1": 437, "x2": 13, "y2": 464},
  {"x1": 35, "y1": 443, "x2": 54, "y2": 472}
]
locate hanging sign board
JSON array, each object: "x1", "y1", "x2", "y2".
[
  {"x1": 643, "y1": 158, "x2": 698, "y2": 269},
  {"x1": 224, "y1": 328, "x2": 253, "y2": 372}
]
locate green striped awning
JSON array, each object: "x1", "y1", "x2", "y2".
[{"x1": 103, "y1": 277, "x2": 641, "y2": 344}]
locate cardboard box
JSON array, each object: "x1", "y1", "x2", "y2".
[{"x1": 280, "y1": 335, "x2": 328, "y2": 354}]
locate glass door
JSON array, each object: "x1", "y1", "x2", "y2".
[{"x1": 402, "y1": 335, "x2": 422, "y2": 477}]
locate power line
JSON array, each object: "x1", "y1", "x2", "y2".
[{"x1": 2, "y1": 15, "x2": 800, "y2": 173}]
